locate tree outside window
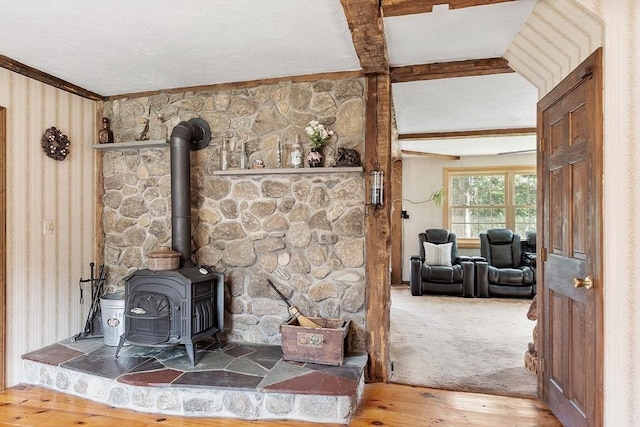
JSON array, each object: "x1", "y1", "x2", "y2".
[{"x1": 445, "y1": 167, "x2": 536, "y2": 246}]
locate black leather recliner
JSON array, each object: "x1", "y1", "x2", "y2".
[
  {"x1": 410, "y1": 229, "x2": 475, "y2": 297},
  {"x1": 476, "y1": 229, "x2": 536, "y2": 298},
  {"x1": 520, "y1": 231, "x2": 537, "y2": 269},
  {"x1": 521, "y1": 231, "x2": 537, "y2": 254}
]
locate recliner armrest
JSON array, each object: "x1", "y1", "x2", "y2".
[
  {"x1": 460, "y1": 260, "x2": 475, "y2": 297},
  {"x1": 475, "y1": 261, "x2": 490, "y2": 298},
  {"x1": 410, "y1": 256, "x2": 423, "y2": 296}
]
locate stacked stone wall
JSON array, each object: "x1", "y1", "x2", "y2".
[{"x1": 101, "y1": 78, "x2": 367, "y2": 352}]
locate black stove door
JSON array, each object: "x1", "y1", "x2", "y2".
[{"x1": 125, "y1": 292, "x2": 171, "y2": 345}]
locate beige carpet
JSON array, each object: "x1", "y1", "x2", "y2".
[{"x1": 389, "y1": 286, "x2": 538, "y2": 398}]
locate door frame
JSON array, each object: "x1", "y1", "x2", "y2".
[
  {"x1": 1, "y1": 106, "x2": 6, "y2": 390},
  {"x1": 536, "y1": 48, "x2": 604, "y2": 425}
]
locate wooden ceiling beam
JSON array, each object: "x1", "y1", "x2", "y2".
[
  {"x1": 381, "y1": 0, "x2": 515, "y2": 17},
  {"x1": 398, "y1": 127, "x2": 536, "y2": 140},
  {"x1": 391, "y1": 57, "x2": 513, "y2": 83},
  {"x1": 340, "y1": 0, "x2": 389, "y2": 75}
]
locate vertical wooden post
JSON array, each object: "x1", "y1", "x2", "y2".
[
  {"x1": 93, "y1": 102, "x2": 105, "y2": 267},
  {"x1": 390, "y1": 158, "x2": 403, "y2": 285},
  {"x1": 365, "y1": 75, "x2": 392, "y2": 382}
]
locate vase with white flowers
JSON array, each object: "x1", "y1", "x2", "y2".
[{"x1": 305, "y1": 120, "x2": 334, "y2": 167}]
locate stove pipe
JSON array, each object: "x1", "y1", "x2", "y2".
[{"x1": 168, "y1": 118, "x2": 211, "y2": 267}]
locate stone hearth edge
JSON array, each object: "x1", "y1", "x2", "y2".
[{"x1": 21, "y1": 339, "x2": 366, "y2": 424}]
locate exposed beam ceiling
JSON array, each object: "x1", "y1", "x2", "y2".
[
  {"x1": 390, "y1": 57, "x2": 512, "y2": 83},
  {"x1": 399, "y1": 127, "x2": 536, "y2": 140},
  {"x1": 340, "y1": 0, "x2": 389, "y2": 74},
  {"x1": 0, "y1": 0, "x2": 537, "y2": 157},
  {"x1": 400, "y1": 133, "x2": 537, "y2": 157}
]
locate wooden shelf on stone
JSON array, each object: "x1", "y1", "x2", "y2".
[
  {"x1": 213, "y1": 167, "x2": 364, "y2": 176},
  {"x1": 92, "y1": 139, "x2": 168, "y2": 150}
]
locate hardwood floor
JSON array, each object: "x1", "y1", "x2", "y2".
[{"x1": 0, "y1": 383, "x2": 560, "y2": 426}]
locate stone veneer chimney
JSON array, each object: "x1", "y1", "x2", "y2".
[{"x1": 101, "y1": 77, "x2": 367, "y2": 353}]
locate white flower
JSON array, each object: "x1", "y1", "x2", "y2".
[{"x1": 305, "y1": 120, "x2": 334, "y2": 148}]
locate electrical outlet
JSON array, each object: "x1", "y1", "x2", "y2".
[{"x1": 43, "y1": 219, "x2": 54, "y2": 234}]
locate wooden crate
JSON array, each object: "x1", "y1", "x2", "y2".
[{"x1": 280, "y1": 317, "x2": 350, "y2": 366}]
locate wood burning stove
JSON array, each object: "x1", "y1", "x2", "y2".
[
  {"x1": 116, "y1": 267, "x2": 224, "y2": 365},
  {"x1": 115, "y1": 118, "x2": 225, "y2": 366}
]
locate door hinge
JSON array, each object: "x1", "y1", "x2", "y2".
[
  {"x1": 581, "y1": 66, "x2": 594, "y2": 80},
  {"x1": 540, "y1": 357, "x2": 545, "y2": 373},
  {"x1": 539, "y1": 137, "x2": 545, "y2": 152},
  {"x1": 539, "y1": 247, "x2": 547, "y2": 262}
]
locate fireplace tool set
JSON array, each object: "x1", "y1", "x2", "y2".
[{"x1": 72, "y1": 262, "x2": 106, "y2": 341}]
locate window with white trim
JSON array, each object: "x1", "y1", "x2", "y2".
[{"x1": 444, "y1": 167, "x2": 536, "y2": 246}]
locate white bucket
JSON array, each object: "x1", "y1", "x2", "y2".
[{"x1": 100, "y1": 292, "x2": 125, "y2": 346}]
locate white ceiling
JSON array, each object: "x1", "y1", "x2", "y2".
[
  {"x1": 393, "y1": 73, "x2": 537, "y2": 133},
  {"x1": 401, "y1": 134, "x2": 537, "y2": 157},
  {"x1": 0, "y1": 0, "x2": 360, "y2": 95},
  {"x1": 0, "y1": 0, "x2": 538, "y2": 157},
  {"x1": 384, "y1": 0, "x2": 537, "y2": 65}
]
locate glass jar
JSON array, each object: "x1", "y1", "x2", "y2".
[
  {"x1": 98, "y1": 117, "x2": 114, "y2": 144},
  {"x1": 220, "y1": 137, "x2": 228, "y2": 171},
  {"x1": 239, "y1": 139, "x2": 248, "y2": 169},
  {"x1": 290, "y1": 135, "x2": 302, "y2": 168}
]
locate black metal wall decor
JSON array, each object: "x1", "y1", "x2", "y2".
[
  {"x1": 41, "y1": 127, "x2": 70, "y2": 161},
  {"x1": 336, "y1": 147, "x2": 361, "y2": 167}
]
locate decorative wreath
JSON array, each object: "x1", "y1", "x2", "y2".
[{"x1": 41, "y1": 127, "x2": 70, "y2": 161}]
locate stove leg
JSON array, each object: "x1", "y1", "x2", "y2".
[
  {"x1": 213, "y1": 330, "x2": 222, "y2": 344},
  {"x1": 114, "y1": 335, "x2": 125, "y2": 359},
  {"x1": 186, "y1": 343, "x2": 196, "y2": 366}
]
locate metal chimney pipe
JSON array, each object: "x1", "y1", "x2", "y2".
[{"x1": 168, "y1": 118, "x2": 210, "y2": 267}]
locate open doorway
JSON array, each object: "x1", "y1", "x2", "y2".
[
  {"x1": 386, "y1": 21, "x2": 540, "y2": 392},
  {"x1": 388, "y1": 154, "x2": 538, "y2": 398}
]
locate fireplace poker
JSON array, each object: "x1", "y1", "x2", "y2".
[
  {"x1": 78, "y1": 262, "x2": 96, "y2": 305},
  {"x1": 266, "y1": 279, "x2": 321, "y2": 329},
  {"x1": 73, "y1": 263, "x2": 106, "y2": 341}
]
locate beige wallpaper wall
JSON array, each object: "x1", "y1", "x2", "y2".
[
  {"x1": 0, "y1": 69, "x2": 96, "y2": 386},
  {"x1": 506, "y1": 1, "x2": 640, "y2": 424},
  {"x1": 596, "y1": 2, "x2": 640, "y2": 425}
]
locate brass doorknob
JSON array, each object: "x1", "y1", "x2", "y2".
[{"x1": 573, "y1": 276, "x2": 594, "y2": 290}]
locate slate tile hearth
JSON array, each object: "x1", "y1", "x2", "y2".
[{"x1": 22, "y1": 337, "x2": 367, "y2": 397}]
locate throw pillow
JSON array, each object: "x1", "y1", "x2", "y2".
[{"x1": 423, "y1": 242, "x2": 452, "y2": 266}]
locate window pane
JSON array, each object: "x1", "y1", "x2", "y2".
[
  {"x1": 491, "y1": 191, "x2": 504, "y2": 205},
  {"x1": 451, "y1": 223, "x2": 465, "y2": 236},
  {"x1": 450, "y1": 174, "x2": 506, "y2": 207},
  {"x1": 515, "y1": 174, "x2": 537, "y2": 205},
  {"x1": 515, "y1": 207, "x2": 536, "y2": 236},
  {"x1": 450, "y1": 176, "x2": 471, "y2": 205},
  {"x1": 448, "y1": 170, "x2": 534, "y2": 240},
  {"x1": 451, "y1": 208, "x2": 467, "y2": 222},
  {"x1": 492, "y1": 208, "x2": 506, "y2": 223}
]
